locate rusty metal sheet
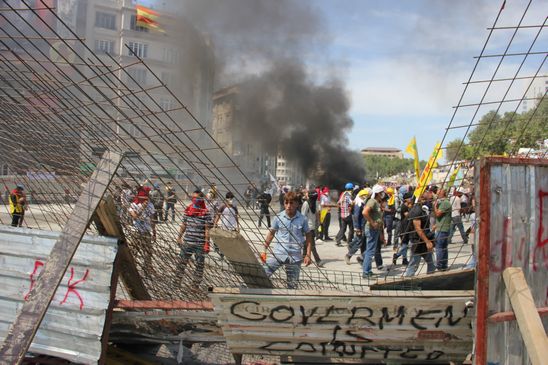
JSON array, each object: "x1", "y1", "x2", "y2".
[
  {"x1": 476, "y1": 158, "x2": 548, "y2": 365},
  {"x1": 211, "y1": 289, "x2": 473, "y2": 363},
  {"x1": 0, "y1": 226, "x2": 118, "y2": 364}
]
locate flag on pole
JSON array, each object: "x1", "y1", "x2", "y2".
[
  {"x1": 268, "y1": 173, "x2": 279, "y2": 196},
  {"x1": 405, "y1": 136, "x2": 420, "y2": 183},
  {"x1": 136, "y1": 5, "x2": 164, "y2": 33},
  {"x1": 447, "y1": 164, "x2": 461, "y2": 188},
  {"x1": 414, "y1": 142, "x2": 443, "y2": 199}
]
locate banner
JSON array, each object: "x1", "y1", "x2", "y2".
[
  {"x1": 405, "y1": 136, "x2": 420, "y2": 183},
  {"x1": 414, "y1": 142, "x2": 443, "y2": 199},
  {"x1": 447, "y1": 164, "x2": 461, "y2": 189}
]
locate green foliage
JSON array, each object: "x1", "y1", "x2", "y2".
[
  {"x1": 447, "y1": 97, "x2": 548, "y2": 159},
  {"x1": 362, "y1": 155, "x2": 426, "y2": 181}
]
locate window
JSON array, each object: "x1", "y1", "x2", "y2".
[
  {"x1": 95, "y1": 12, "x2": 116, "y2": 30},
  {"x1": 162, "y1": 48, "x2": 179, "y2": 64},
  {"x1": 126, "y1": 68, "x2": 147, "y2": 86},
  {"x1": 127, "y1": 41, "x2": 148, "y2": 58},
  {"x1": 158, "y1": 98, "x2": 175, "y2": 112},
  {"x1": 160, "y1": 71, "x2": 176, "y2": 89},
  {"x1": 129, "y1": 15, "x2": 149, "y2": 32},
  {"x1": 95, "y1": 39, "x2": 114, "y2": 54},
  {"x1": 1, "y1": 164, "x2": 9, "y2": 176}
]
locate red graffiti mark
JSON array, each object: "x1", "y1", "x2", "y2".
[
  {"x1": 24, "y1": 260, "x2": 44, "y2": 300},
  {"x1": 59, "y1": 267, "x2": 89, "y2": 310},
  {"x1": 533, "y1": 190, "x2": 548, "y2": 272},
  {"x1": 491, "y1": 217, "x2": 513, "y2": 272},
  {"x1": 24, "y1": 261, "x2": 90, "y2": 310}
]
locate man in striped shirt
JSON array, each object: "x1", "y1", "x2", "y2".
[{"x1": 176, "y1": 190, "x2": 213, "y2": 284}]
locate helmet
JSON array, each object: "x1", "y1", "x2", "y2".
[
  {"x1": 386, "y1": 187, "x2": 394, "y2": 194},
  {"x1": 344, "y1": 182, "x2": 354, "y2": 190},
  {"x1": 357, "y1": 188, "x2": 370, "y2": 198}
]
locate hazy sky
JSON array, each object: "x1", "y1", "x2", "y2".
[
  {"x1": 144, "y1": 0, "x2": 547, "y2": 161},
  {"x1": 313, "y1": 0, "x2": 548, "y2": 159}
]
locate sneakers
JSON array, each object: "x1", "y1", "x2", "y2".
[
  {"x1": 316, "y1": 260, "x2": 325, "y2": 268},
  {"x1": 362, "y1": 272, "x2": 375, "y2": 278},
  {"x1": 336, "y1": 241, "x2": 343, "y2": 247},
  {"x1": 344, "y1": 255, "x2": 351, "y2": 265},
  {"x1": 392, "y1": 254, "x2": 397, "y2": 265},
  {"x1": 357, "y1": 255, "x2": 363, "y2": 263},
  {"x1": 324, "y1": 237, "x2": 334, "y2": 241},
  {"x1": 402, "y1": 258, "x2": 409, "y2": 266},
  {"x1": 377, "y1": 265, "x2": 384, "y2": 271}
]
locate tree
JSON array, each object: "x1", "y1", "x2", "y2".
[
  {"x1": 456, "y1": 97, "x2": 547, "y2": 158},
  {"x1": 362, "y1": 155, "x2": 426, "y2": 181}
]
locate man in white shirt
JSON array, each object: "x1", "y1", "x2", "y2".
[{"x1": 449, "y1": 189, "x2": 468, "y2": 244}]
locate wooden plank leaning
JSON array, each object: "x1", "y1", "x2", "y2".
[
  {"x1": 0, "y1": 151, "x2": 122, "y2": 365},
  {"x1": 94, "y1": 196, "x2": 150, "y2": 300},
  {"x1": 502, "y1": 267, "x2": 548, "y2": 365},
  {"x1": 209, "y1": 228, "x2": 273, "y2": 288}
]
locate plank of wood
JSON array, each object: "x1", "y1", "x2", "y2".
[
  {"x1": 370, "y1": 269, "x2": 475, "y2": 291},
  {"x1": 211, "y1": 287, "x2": 473, "y2": 297},
  {"x1": 94, "y1": 197, "x2": 150, "y2": 300},
  {"x1": 0, "y1": 151, "x2": 122, "y2": 365},
  {"x1": 488, "y1": 307, "x2": 548, "y2": 323},
  {"x1": 503, "y1": 267, "x2": 548, "y2": 365},
  {"x1": 210, "y1": 228, "x2": 273, "y2": 288},
  {"x1": 114, "y1": 300, "x2": 213, "y2": 310}
]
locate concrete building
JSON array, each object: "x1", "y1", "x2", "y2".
[
  {"x1": 211, "y1": 86, "x2": 305, "y2": 188},
  {"x1": 361, "y1": 147, "x2": 404, "y2": 159},
  {"x1": 521, "y1": 76, "x2": 547, "y2": 113}
]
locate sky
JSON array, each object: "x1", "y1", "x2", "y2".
[
  {"x1": 314, "y1": 0, "x2": 492, "y2": 158},
  {"x1": 143, "y1": 0, "x2": 546, "y2": 163},
  {"x1": 309, "y1": 0, "x2": 547, "y2": 159}
]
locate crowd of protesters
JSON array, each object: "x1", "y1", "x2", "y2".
[{"x1": 3, "y1": 177, "x2": 475, "y2": 289}]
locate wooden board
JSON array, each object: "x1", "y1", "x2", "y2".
[
  {"x1": 0, "y1": 151, "x2": 122, "y2": 364},
  {"x1": 503, "y1": 268, "x2": 548, "y2": 365},
  {"x1": 211, "y1": 291, "x2": 473, "y2": 363},
  {"x1": 370, "y1": 269, "x2": 475, "y2": 291},
  {"x1": 210, "y1": 228, "x2": 273, "y2": 288}
]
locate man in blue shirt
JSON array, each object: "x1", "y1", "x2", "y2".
[{"x1": 262, "y1": 191, "x2": 312, "y2": 289}]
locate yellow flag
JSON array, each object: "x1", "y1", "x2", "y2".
[
  {"x1": 414, "y1": 142, "x2": 443, "y2": 199},
  {"x1": 447, "y1": 164, "x2": 461, "y2": 188},
  {"x1": 405, "y1": 136, "x2": 420, "y2": 183}
]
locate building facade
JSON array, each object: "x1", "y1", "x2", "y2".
[{"x1": 361, "y1": 147, "x2": 404, "y2": 159}]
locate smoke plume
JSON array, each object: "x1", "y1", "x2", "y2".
[{"x1": 180, "y1": 0, "x2": 365, "y2": 187}]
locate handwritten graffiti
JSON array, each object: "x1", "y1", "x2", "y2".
[
  {"x1": 534, "y1": 189, "x2": 548, "y2": 271},
  {"x1": 230, "y1": 301, "x2": 469, "y2": 331},
  {"x1": 24, "y1": 260, "x2": 44, "y2": 300},
  {"x1": 59, "y1": 266, "x2": 90, "y2": 310},
  {"x1": 24, "y1": 260, "x2": 90, "y2": 310},
  {"x1": 491, "y1": 190, "x2": 548, "y2": 272},
  {"x1": 259, "y1": 324, "x2": 446, "y2": 360}
]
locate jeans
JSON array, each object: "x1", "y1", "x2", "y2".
[
  {"x1": 404, "y1": 241, "x2": 435, "y2": 276},
  {"x1": 348, "y1": 231, "x2": 364, "y2": 256},
  {"x1": 435, "y1": 231, "x2": 450, "y2": 270},
  {"x1": 395, "y1": 240, "x2": 408, "y2": 260},
  {"x1": 393, "y1": 219, "x2": 401, "y2": 245},
  {"x1": 164, "y1": 202, "x2": 176, "y2": 222},
  {"x1": 258, "y1": 207, "x2": 271, "y2": 228},
  {"x1": 177, "y1": 244, "x2": 206, "y2": 283},
  {"x1": 336, "y1": 215, "x2": 354, "y2": 244},
  {"x1": 264, "y1": 256, "x2": 302, "y2": 289},
  {"x1": 363, "y1": 226, "x2": 380, "y2": 275},
  {"x1": 449, "y1": 216, "x2": 468, "y2": 244},
  {"x1": 383, "y1": 214, "x2": 394, "y2": 244}
]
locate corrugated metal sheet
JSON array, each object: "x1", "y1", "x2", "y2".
[
  {"x1": 211, "y1": 289, "x2": 474, "y2": 363},
  {"x1": 479, "y1": 159, "x2": 548, "y2": 365},
  {"x1": 0, "y1": 226, "x2": 118, "y2": 364}
]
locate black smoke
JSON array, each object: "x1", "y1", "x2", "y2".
[{"x1": 180, "y1": 0, "x2": 365, "y2": 186}]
